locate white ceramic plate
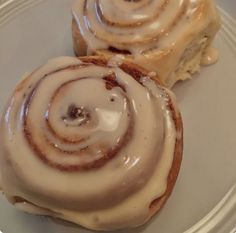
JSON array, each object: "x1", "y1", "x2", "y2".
[{"x1": 0, "y1": 1, "x2": 236, "y2": 233}]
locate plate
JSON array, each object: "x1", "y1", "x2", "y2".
[{"x1": 0, "y1": 0, "x2": 236, "y2": 233}]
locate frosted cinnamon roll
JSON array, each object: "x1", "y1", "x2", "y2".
[
  {"x1": 72, "y1": 0, "x2": 220, "y2": 87},
  {"x1": 0, "y1": 56, "x2": 183, "y2": 231}
]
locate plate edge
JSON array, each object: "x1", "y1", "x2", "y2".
[{"x1": 0, "y1": 0, "x2": 43, "y2": 27}]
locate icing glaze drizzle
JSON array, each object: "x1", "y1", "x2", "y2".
[
  {"x1": 72, "y1": 0, "x2": 209, "y2": 55},
  {"x1": 0, "y1": 57, "x2": 180, "y2": 230}
]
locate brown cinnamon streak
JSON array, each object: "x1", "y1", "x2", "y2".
[
  {"x1": 22, "y1": 59, "x2": 134, "y2": 172},
  {"x1": 95, "y1": 0, "x2": 168, "y2": 27},
  {"x1": 83, "y1": 0, "x2": 188, "y2": 48}
]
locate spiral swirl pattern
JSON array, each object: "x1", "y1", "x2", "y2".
[
  {"x1": 23, "y1": 68, "x2": 133, "y2": 172},
  {"x1": 3, "y1": 56, "x2": 165, "y2": 203},
  {"x1": 73, "y1": 0, "x2": 197, "y2": 55},
  {"x1": 1, "y1": 57, "x2": 182, "y2": 229}
]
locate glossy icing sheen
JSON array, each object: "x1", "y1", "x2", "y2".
[
  {"x1": 72, "y1": 0, "x2": 219, "y2": 59},
  {"x1": 0, "y1": 57, "x2": 178, "y2": 230},
  {"x1": 201, "y1": 47, "x2": 219, "y2": 66}
]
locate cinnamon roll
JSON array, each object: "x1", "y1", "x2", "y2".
[
  {"x1": 0, "y1": 56, "x2": 183, "y2": 231},
  {"x1": 72, "y1": 0, "x2": 220, "y2": 87}
]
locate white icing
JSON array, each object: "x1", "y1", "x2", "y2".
[
  {"x1": 0, "y1": 57, "x2": 179, "y2": 230},
  {"x1": 147, "y1": 71, "x2": 157, "y2": 78},
  {"x1": 72, "y1": 0, "x2": 219, "y2": 56},
  {"x1": 201, "y1": 47, "x2": 219, "y2": 66},
  {"x1": 107, "y1": 54, "x2": 125, "y2": 67}
]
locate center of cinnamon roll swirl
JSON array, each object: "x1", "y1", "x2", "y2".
[
  {"x1": 24, "y1": 75, "x2": 133, "y2": 171},
  {"x1": 64, "y1": 105, "x2": 91, "y2": 126}
]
